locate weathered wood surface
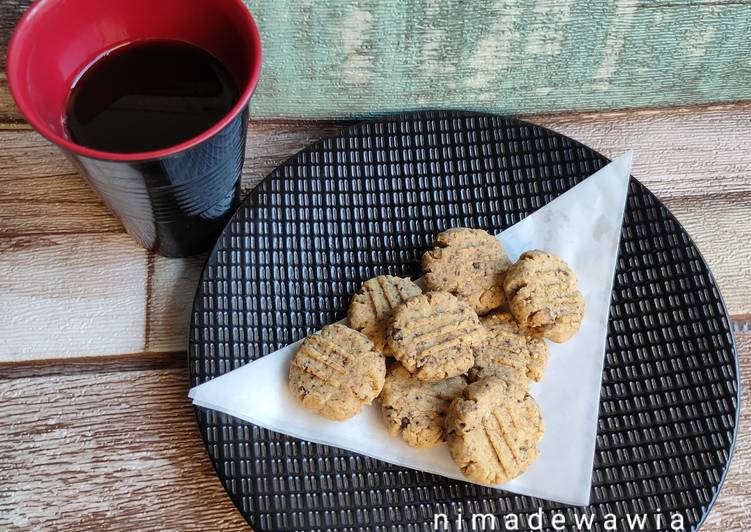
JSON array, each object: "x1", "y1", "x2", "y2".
[
  {"x1": 0, "y1": 121, "x2": 344, "y2": 361},
  {"x1": 0, "y1": 76, "x2": 19, "y2": 124},
  {"x1": 0, "y1": 234, "x2": 148, "y2": 358},
  {"x1": 0, "y1": 367, "x2": 248, "y2": 530},
  {"x1": 1, "y1": 1, "x2": 750, "y2": 527},
  {"x1": 2, "y1": 1, "x2": 751, "y2": 119},
  {"x1": 0, "y1": 333, "x2": 748, "y2": 530},
  {"x1": 0, "y1": 64, "x2": 749, "y2": 527},
  {"x1": 1, "y1": 103, "x2": 750, "y2": 362}
]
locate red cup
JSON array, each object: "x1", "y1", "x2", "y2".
[{"x1": 7, "y1": 0, "x2": 262, "y2": 256}]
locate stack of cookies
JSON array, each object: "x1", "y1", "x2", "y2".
[{"x1": 288, "y1": 227, "x2": 585, "y2": 485}]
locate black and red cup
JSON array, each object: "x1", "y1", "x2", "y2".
[{"x1": 7, "y1": 0, "x2": 262, "y2": 257}]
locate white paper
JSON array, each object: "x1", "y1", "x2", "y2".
[{"x1": 189, "y1": 152, "x2": 633, "y2": 506}]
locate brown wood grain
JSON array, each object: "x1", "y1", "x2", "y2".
[
  {"x1": 1, "y1": 105, "x2": 750, "y2": 360},
  {"x1": 0, "y1": 367, "x2": 248, "y2": 530},
  {"x1": 0, "y1": 75, "x2": 20, "y2": 124},
  {"x1": 530, "y1": 103, "x2": 751, "y2": 201},
  {"x1": 2, "y1": 1, "x2": 749, "y2": 526},
  {"x1": 0, "y1": 121, "x2": 345, "y2": 236},
  {"x1": 0, "y1": 120, "x2": 345, "y2": 360},
  {"x1": 0, "y1": 95, "x2": 749, "y2": 527},
  {"x1": 0, "y1": 332, "x2": 747, "y2": 531}
]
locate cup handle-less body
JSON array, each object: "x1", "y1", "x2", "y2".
[
  {"x1": 69, "y1": 107, "x2": 248, "y2": 257},
  {"x1": 7, "y1": 0, "x2": 261, "y2": 257}
]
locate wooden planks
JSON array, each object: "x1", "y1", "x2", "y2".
[
  {"x1": 0, "y1": 102, "x2": 748, "y2": 529},
  {"x1": 0, "y1": 234, "x2": 147, "y2": 361},
  {"x1": 531, "y1": 104, "x2": 751, "y2": 200},
  {"x1": 0, "y1": 126, "x2": 122, "y2": 235},
  {"x1": 0, "y1": 332, "x2": 747, "y2": 530},
  {"x1": 0, "y1": 120, "x2": 345, "y2": 359},
  {"x1": 0, "y1": 122, "x2": 344, "y2": 236},
  {"x1": 1, "y1": 104, "x2": 750, "y2": 361},
  {"x1": 0, "y1": 75, "x2": 19, "y2": 123},
  {"x1": 1, "y1": 3, "x2": 749, "y2": 528},
  {"x1": 146, "y1": 254, "x2": 206, "y2": 354},
  {"x1": 3, "y1": 1, "x2": 751, "y2": 118},
  {"x1": 0, "y1": 367, "x2": 247, "y2": 530}
]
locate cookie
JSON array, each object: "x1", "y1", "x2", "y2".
[
  {"x1": 422, "y1": 227, "x2": 512, "y2": 315},
  {"x1": 447, "y1": 377, "x2": 544, "y2": 485},
  {"x1": 482, "y1": 313, "x2": 549, "y2": 379},
  {"x1": 381, "y1": 363, "x2": 467, "y2": 449},
  {"x1": 503, "y1": 250, "x2": 585, "y2": 343},
  {"x1": 469, "y1": 311, "x2": 549, "y2": 384},
  {"x1": 348, "y1": 275, "x2": 422, "y2": 353},
  {"x1": 387, "y1": 291, "x2": 485, "y2": 382},
  {"x1": 289, "y1": 324, "x2": 386, "y2": 421}
]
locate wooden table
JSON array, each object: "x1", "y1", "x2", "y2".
[
  {"x1": 1, "y1": 0, "x2": 750, "y2": 517},
  {"x1": 1, "y1": 94, "x2": 748, "y2": 530}
]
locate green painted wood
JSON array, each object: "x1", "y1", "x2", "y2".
[
  {"x1": 2, "y1": 0, "x2": 750, "y2": 118},
  {"x1": 243, "y1": 0, "x2": 751, "y2": 117}
]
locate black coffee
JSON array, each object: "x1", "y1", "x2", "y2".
[{"x1": 66, "y1": 40, "x2": 238, "y2": 153}]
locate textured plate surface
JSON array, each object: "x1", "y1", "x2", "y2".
[{"x1": 189, "y1": 111, "x2": 739, "y2": 531}]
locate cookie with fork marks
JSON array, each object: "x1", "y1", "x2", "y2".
[
  {"x1": 387, "y1": 291, "x2": 485, "y2": 382},
  {"x1": 447, "y1": 377, "x2": 544, "y2": 485},
  {"x1": 348, "y1": 275, "x2": 422, "y2": 354},
  {"x1": 289, "y1": 324, "x2": 385, "y2": 420}
]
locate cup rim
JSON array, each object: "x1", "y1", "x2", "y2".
[{"x1": 6, "y1": 0, "x2": 262, "y2": 162}]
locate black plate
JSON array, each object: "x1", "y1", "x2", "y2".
[{"x1": 189, "y1": 111, "x2": 739, "y2": 531}]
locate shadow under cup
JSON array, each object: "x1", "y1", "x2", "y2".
[{"x1": 7, "y1": 0, "x2": 262, "y2": 257}]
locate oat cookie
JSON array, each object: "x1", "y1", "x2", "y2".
[
  {"x1": 503, "y1": 250, "x2": 585, "y2": 343},
  {"x1": 348, "y1": 275, "x2": 422, "y2": 353},
  {"x1": 447, "y1": 377, "x2": 544, "y2": 485},
  {"x1": 289, "y1": 324, "x2": 386, "y2": 420},
  {"x1": 469, "y1": 311, "x2": 548, "y2": 384},
  {"x1": 387, "y1": 291, "x2": 485, "y2": 382},
  {"x1": 422, "y1": 227, "x2": 512, "y2": 315},
  {"x1": 381, "y1": 363, "x2": 466, "y2": 448}
]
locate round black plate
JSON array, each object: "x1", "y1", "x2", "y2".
[{"x1": 189, "y1": 111, "x2": 739, "y2": 531}]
